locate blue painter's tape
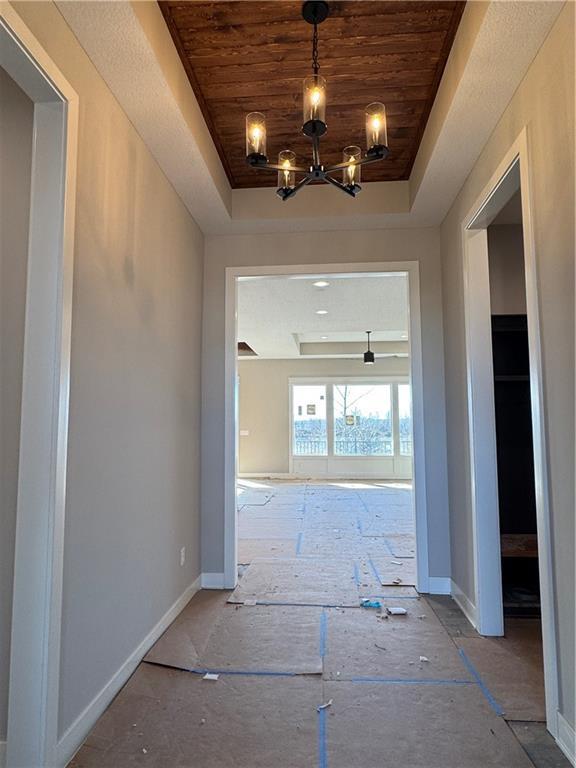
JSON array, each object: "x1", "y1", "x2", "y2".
[
  {"x1": 368, "y1": 557, "x2": 382, "y2": 585},
  {"x1": 352, "y1": 676, "x2": 475, "y2": 685},
  {"x1": 296, "y1": 532, "x2": 303, "y2": 555},
  {"x1": 458, "y1": 649, "x2": 504, "y2": 716},
  {"x1": 353, "y1": 562, "x2": 361, "y2": 586},
  {"x1": 317, "y1": 706, "x2": 328, "y2": 768},
  {"x1": 319, "y1": 611, "x2": 328, "y2": 658}
]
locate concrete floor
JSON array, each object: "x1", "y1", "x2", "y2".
[{"x1": 68, "y1": 481, "x2": 569, "y2": 767}]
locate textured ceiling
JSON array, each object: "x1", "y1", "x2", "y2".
[
  {"x1": 237, "y1": 274, "x2": 409, "y2": 358},
  {"x1": 159, "y1": 0, "x2": 465, "y2": 188}
]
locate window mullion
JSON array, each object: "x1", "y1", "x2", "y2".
[
  {"x1": 392, "y1": 383, "x2": 400, "y2": 459},
  {"x1": 327, "y1": 383, "x2": 335, "y2": 457}
]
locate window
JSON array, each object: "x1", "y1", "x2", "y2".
[
  {"x1": 334, "y1": 384, "x2": 393, "y2": 456},
  {"x1": 398, "y1": 383, "x2": 413, "y2": 456},
  {"x1": 292, "y1": 385, "x2": 327, "y2": 455},
  {"x1": 291, "y1": 380, "x2": 412, "y2": 461}
]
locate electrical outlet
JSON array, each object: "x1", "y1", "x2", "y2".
[{"x1": 180, "y1": 546, "x2": 186, "y2": 567}]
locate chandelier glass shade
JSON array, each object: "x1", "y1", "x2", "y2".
[{"x1": 245, "y1": 1, "x2": 389, "y2": 200}]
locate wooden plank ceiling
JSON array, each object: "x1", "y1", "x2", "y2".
[{"x1": 159, "y1": 1, "x2": 465, "y2": 188}]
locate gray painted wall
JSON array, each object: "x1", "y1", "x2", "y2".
[
  {"x1": 11, "y1": 1, "x2": 205, "y2": 740},
  {"x1": 440, "y1": 4, "x2": 574, "y2": 728},
  {"x1": 0, "y1": 67, "x2": 34, "y2": 741},
  {"x1": 488, "y1": 224, "x2": 527, "y2": 315},
  {"x1": 202, "y1": 228, "x2": 451, "y2": 581}
]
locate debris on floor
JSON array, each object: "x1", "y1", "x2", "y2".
[
  {"x1": 360, "y1": 599, "x2": 382, "y2": 609},
  {"x1": 387, "y1": 606, "x2": 408, "y2": 615},
  {"x1": 202, "y1": 672, "x2": 219, "y2": 681},
  {"x1": 317, "y1": 699, "x2": 333, "y2": 711}
]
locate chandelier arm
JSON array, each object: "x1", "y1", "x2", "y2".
[
  {"x1": 323, "y1": 174, "x2": 359, "y2": 197},
  {"x1": 278, "y1": 173, "x2": 314, "y2": 200},
  {"x1": 325, "y1": 152, "x2": 389, "y2": 173},
  {"x1": 248, "y1": 161, "x2": 309, "y2": 173}
]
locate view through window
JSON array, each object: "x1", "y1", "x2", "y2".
[
  {"x1": 292, "y1": 381, "x2": 412, "y2": 458},
  {"x1": 292, "y1": 384, "x2": 327, "y2": 455},
  {"x1": 334, "y1": 384, "x2": 392, "y2": 455}
]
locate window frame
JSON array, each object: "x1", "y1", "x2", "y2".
[{"x1": 289, "y1": 376, "x2": 412, "y2": 462}]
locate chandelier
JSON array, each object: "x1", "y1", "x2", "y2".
[{"x1": 244, "y1": 1, "x2": 389, "y2": 200}]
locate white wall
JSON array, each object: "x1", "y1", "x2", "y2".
[
  {"x1": 11, "y1": 0, "x2": 205, "y2": 742},
  {"x1": 440, "y1": 2, "x2": 574, "y2": 730},
  {"x1": 238, "y1": 357, "x2": 410, "y2": 475},
  {"x1": 0, "y1": 67, "x2": 34, "y2": 741},
  {"x1": 488, "y1": 224, "x2": 527, "y2": 315},
  {"x1": 202, "y1": 228, "x2": 451, "y2": 581}
]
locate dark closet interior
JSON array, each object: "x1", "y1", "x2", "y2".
[{"x1": 491, "y1": 314, "x2": 540, "y2": 616}]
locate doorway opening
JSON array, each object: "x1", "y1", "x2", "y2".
[
  {"x1": 462, "y1": 136, "x2": 559, "y2": 740},
  {"x1": 224, "y1": 263, "x2": 430, "y2": 596}
]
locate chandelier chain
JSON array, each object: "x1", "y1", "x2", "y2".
[{"x1": 312, "y1": 21, "x2": 319, "y2": 75}]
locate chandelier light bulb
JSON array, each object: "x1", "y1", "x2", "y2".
[
  {"x1": 245, "y1": 112, "x2": 267, "y2": 160},
  {"x1": 277, "y1": 150, "x2": 296, "y2": 190},
  {"x1": 365, "y1": 102, "x2": 387, "y2": 151},
  {"x1": 303, "y1": 75, "x2": 327, "y2": 133},
  {"x1": 343, "y1": 146, "x2": 361, "y2": 188}
]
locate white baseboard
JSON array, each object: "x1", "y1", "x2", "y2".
[
  {"x1": 238, "y1": 473, "x2": 292, "y2": 479},
  {"x1": 55, "y1": 575, "x2": 201, "y2": 767},
  {"x1": 427, "y1": 576, "x2": 451, "y2": 595},
  {"x1": 0, "y1": 740, "x2": 5, "y2": 768},
  {"x1": 557, "y1": 712, "x2": 576, "y2": 766},
  {"x1": 450, "y1": 579, "x2": 478, "y2": 629},
  {"x1": 201, "y1": 572, "x2": 226, "y2": 589}
]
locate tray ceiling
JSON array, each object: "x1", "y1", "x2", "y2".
[{"x1": 159, "y1": 1, "x2": 465, "y2": 189}]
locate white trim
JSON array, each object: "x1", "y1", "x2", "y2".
[
  {"x1": 238, "y1": 473, "x2": 293, "y2": 480},
  {"x1": 450, "y1": 579, "x2": 478, "y2": 629},
  {"x1": 56, "y1": 577, "x2": 200, "y2": 768},
  {"x1": 1, "y1": 6, "x2": 79, "y2": 767},
  {"x1": 556, "y1": 712, "x2": 575, "y2": 766},
  {"x1": 225, "y1": 262, "x2": 431, "y2": 594},
  {"x1": 201, "y1": 573, "x2": 226, "y2": 589},
  {"x1": 461, "y1": 128, "x2": 559, "y2": 735},
  {"x1": 462, "y1": 225, "x2": 504, "y2": 636},
  {"x1": 426, "y1": 577, "x2": 451, "y2": 595}
]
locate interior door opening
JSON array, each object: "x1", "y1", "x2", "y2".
[
  {"x1": 230, "y1": 268, "x2": 426, "y2": 594},
  {"x1": 463, "y1": 148, "x2": 559, "y2": 740}
]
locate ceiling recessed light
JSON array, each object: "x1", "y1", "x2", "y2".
[
  {"x1": 321, "y1": 335, "x2": 328, "y2": 340},
  {"x1": 313, "y1": 280, "x2": 330, "y2": 288},
  {"x1": 316, "y1": 309, "x2": 328, "y2": 315}
]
